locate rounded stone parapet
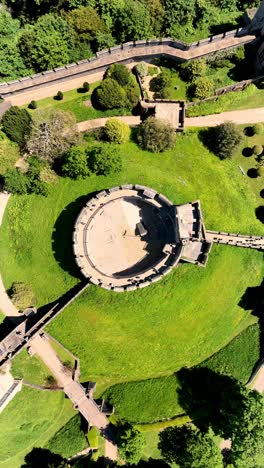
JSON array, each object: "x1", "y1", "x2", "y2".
[{"x1": 73, "y1": 184, "x2": 183, "y2": 291}]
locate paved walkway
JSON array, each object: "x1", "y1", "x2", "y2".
[
  {"x1": 185, "y1": 107, "x2": 264, "y2": 127},
  {"x1": 206, "y1": 231, "x2": 264, "y2": 250},
  {"x1": 77, "y1": 115, "x2": 140, "y2": 132}
]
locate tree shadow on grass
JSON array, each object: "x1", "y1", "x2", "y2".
[
  {"x1": 255, "y1": 206, "x2": 264, "y2": 223},
  {"x1": 244, "y1": 126, "x2": 254, "y2": 137},
  {"x1": 260, "y1": 189, "x2": 264, "y2": 198},
  {"x1": 176, "y1": 367, "x2": 245, "y2": 438},
  {"x1": 239, "y1": 278, "x2": 264, "y2": 368},
  {"x1": 21, "y1": 448, "x2": 66, "y2": 468},
  {"x1": 247, "y1": 168, "x2": 258, "y2": 178},
  {"x1": 242, "y1": 147, "x2": 253, "y2": 157},
  {"x1": 52, "y1": 192, "x2": 98, "y2": 279}
]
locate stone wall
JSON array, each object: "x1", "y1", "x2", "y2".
[{"x1": 0, "y1": 29, "x2": 250, "y2": 99}]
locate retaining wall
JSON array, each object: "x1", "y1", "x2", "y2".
[{"x1": 0, "y1": 28, "x2": 253, "y2": 99}]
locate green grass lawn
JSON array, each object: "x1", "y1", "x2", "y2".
[
  {"x1": 24, "y1": 84, "x2": 132, "y2": 123},
  {"x1": 11, "y1": 349, "x2": 53, "y2": 385},
  {"x1": 0, "y1": 387, "x2": 76, "y2": 468},
  {"x1": 186, "y1": 84, "x2": 264, "y2": 117},
  {"x1": 0, "y1": 131, "x2": 263, "y2": 394},
  {"x1": 0, "y1": 135, "x2": 19, "y2": 176}
]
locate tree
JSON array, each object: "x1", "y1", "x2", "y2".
[
  {"x1": 190, "y1": 76, "x2": 214, "y2": 100},
  {"x1": 1, "y1": 106, "x2": 32, "y2": 148},
  {"x1": 227, "y1": 387, "x2": 264, "y2": 467},
  {"x1": 144, "y1": 0, "x2": 165, "y2": 36},
  {"x1": 88, "y1": 143, "x2": 122, "y2": 175},
  {"x1": 159, "y1": 425, "x2": 223, "y2": 468},
  {"x1": 62, "y1": 146, "x2": 90, "y2": 179},
  {"x1": 115, "y1": 0, "x2": 152, "y2": 42},
  {"x1": 116, "y1": 424, "x2": 146, "y2": 465},
  {"x1": 65, "y1": 7, "x2": 108, "y2": 44},
  {"x1": 180, "y1": 58, "x2": 207, "y2": 82},
  {"x1": 83, "y1": 81, "x2": 90, "y2": 92},
  {"x1": 207, "y1": 122, "x2": 243, "y2": 159},
  {"x1": 95, "y1": 78, "x2": 127, "y2": 109},
  {"x1": 150, "y1": 69, "x2": 171, "y2": 96},
  {"x1": 253, "y1": 123, "x2": 263, "y2": 135},
  {"x1": 3, "y1": 169, "x2": 30, "y2": 194},
  {"x1": 137, "y1": 117, "x2": 176, "y2": 153},
  {"x1": 252, "y1": 144, "x2": 263, "y2": 156},
  {"x1": 27, "y1": 110, "x2": 79, "y2": 161},
  {"x1": 11, "y1": 282, "x2": 36, "y2": 309},
  {"x1": 55, "y1": 91, "x2": 64, "y2": 100},
  {"x1": 107, "y1": 63, "x2": 131, "y2": 86},
  {"x1": 257, "y1": 166, "x2": 264, "y2": 177},
  {"x1": 28, "y1": 100, "x2": 37, "y2": 109},
  {"x1": 104, "y1": 118, "x2": 130, "y2": 144}
]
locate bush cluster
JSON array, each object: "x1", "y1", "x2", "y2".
[
  {"x1": 137, "y1": 117, "x2": 176, "y2": 153},
  {"x1": 206, "y1": 121, "x2": 243, "y2": 159},
  {"x1": 1, "y1": 106, "x2": 32, "y2": 149},
  {"x1": 94, "y1": 64, "x2": 140, "y2": 110},
  {"x1": 3, "y1": 156, "x2": 50, "y2": 196}
]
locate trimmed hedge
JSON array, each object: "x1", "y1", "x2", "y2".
[{"x1": 46, "y1": 414, "x2": 87, "y2": 458}]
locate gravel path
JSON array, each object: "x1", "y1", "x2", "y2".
[{"x1": 185, "y1": 107, "x2": 264, "y2": 127}]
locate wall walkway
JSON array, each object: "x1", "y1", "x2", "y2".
[{"x1": 0, "y1": 31, "x2": 255, "y2": 106}]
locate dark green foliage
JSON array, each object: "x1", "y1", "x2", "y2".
[
  {"x1": 3, "y1": 168, "x2": 30, "y2": 194},
  {"x1": 28, "y1": 100, "x2": 37, "y2": 109},
  {"x1": 180, "y1": 59, "x2": 207, "y2": 82},
  {"x1": 83, "y1": 81, "x2": 90, "y2": 92},
  {"x1": 159, "y1": 425, "x2": 223, "y2": 468},
  {"x1": 1, "y1": 106, "x2": 32, "y2": 148},
  {"x1": 150, "y1": 69, "x2": 171, "y2": 96},
  {"x1": 31, "y1": 179, "x2": 49, "y2": 196},
  {"x1": 115, "y1": 0, "x2": 151, "y2": 42},
  {"x1": 22, "y1": 447, "x2": 68, "y2": 468},
  {"x1": 56, "y1": 91, "x2": 64, "y2": 101},
  {"x1": 88, "y1": 143, "x2": 122, "y2": 175},
  {"x1": 137, "y1": 117, "x2": 176, "y2": 152},
  {"x1": 206, "y1": 121, "x2": 243, "y2": 159},
  {"x1": 107, "y1": 63, "x2": 131, "y2": 86},
  {"x1": 47, "y1": 415, "x2": 87, "y2": 459},
  {"x1": 116, "y1": 424, "x2": 146, "y2": 464},
  {"x1": 104, "y1": 376, "x2": 183, "y2": 423},
  {"x1": 95, "y1": 78, "x2": 127, "y2": 109},
  {"x1": 200, "y1": 324, "x2": 260, "y2": 383},
  {"x1": 62, "y1": 146, "x2": 90, "y2": 179}
]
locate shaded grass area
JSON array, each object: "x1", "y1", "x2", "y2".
[
  {"x1": 0, "y1": 133, "x2": 263, "y2": 389},
  {"x1": 46, "y1": 414, "x2": 87, "y2": 458},
  {"x1": 0, "y1": 387, "x2": 75, "y2": 468},
  {"x1": 200, "y1": 324, "x2": 260, "y2": 383},
  {"x1": 186, "y1": 84, "x2": 264, "y2": 117},
  {"x1": 0, "y1": 136, "x2": 19, "y2": 176},
  {"x1": 11, "y1": 349, "x2": 53, "y2": 385},
  {"x1": 25, "y1": 83, "x2": 132, "y2": 123},
  {"x1": 104, "y1": 376, "x2": 184, "y2": 424}
]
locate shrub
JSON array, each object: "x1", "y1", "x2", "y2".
[
  {"x1": 3, "y1": 168, "x2": 30, "y2": 194},
  {"x1": 190, "y1": 76, "x2": 214, "y2": 100},
  {"x1": 39, "y1": 166, "x2": 58, "y2": 184},
  {"x1": 253, "y1": 123, "x2": 263, "y2": 135},
  {"x1": 82, "y1": 81, "x2": 90, "y2": 92},
  {"x1": 11, "y1": 282, "x2": 36, "y2": 309},
  {"x1": 62, "y1": 146, "x2": 90, "y2": 179},
  {"x1": 55, "y1": 91, "x2": 63, "y2": 100},
  {"x1": 107, "y1": 63, "x2": 131, "y2": 86},
  {"x1": 253, "y1": 144, "x2": 263, "y2": 156},
  {"x1": 104, "y1": 118, "x2": 131, "y2": 144},
  {"x1": 95, "y1": 78, "x2": 127, "y2": 109},
  {"x1": 1, "y1": 106, "x2": 32, "y2": 148},
  {"x1": 28, "y1": 100, "x2": 37, "y2": 110},
  {"x1": 150, "y1": 69, "x2": 171, "y2": 94},
  {"x1": 135, "y1": 62, "x2": 148, "y2": 79},
  {"x1": 207, "y1": 121, "x2": 243, "y2": 159},
  {"x1": 137, "y1": 117, "x2": 176, "y2": 153},
  {"x1": 31, "y1": 179, "x2": 49, "y2": 196},
  {"x1": 257, "y1": 166, "x2": 264, "y2": 177},
  {"x1": 126, "y1": 75, "x2": 140, "y2": 107},
  {"x1": 180, "y1": 58, "x2": 207, "y2": 82},
  {"x1": 116, "y1": 425, "x2": 146, "y2": 465},
  {"x1": 88, "y1": 143, "x2": 122, "y2": 175},
  {"x1": 47, "y1": 415, "x2": 87, "y2": 459}
]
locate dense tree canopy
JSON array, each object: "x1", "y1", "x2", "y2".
[
  {"x1": 95, "y1": 78, "x2": 127, "y2": 109},
  {"x1": 206, "y1": 121, "x2": 243, "y2": 159},
  {"x1": 1, "y1": 106, "x2": 32, "y2": 149},
  {"x1": 116, "y1": 424, "x2": 146, "y2": 465},
  {"x1": 159, "y1": 425, "x2": 223, "y2": 468},
  {"x1": 137, "y1": 117, "x2": 176, "y2": 152},
  {"x1": 87, "y1": 143, "x2": 122, "y2": 175},
  {"x1": 62, "y1": 145, "x2": 90, "y2": 178}
]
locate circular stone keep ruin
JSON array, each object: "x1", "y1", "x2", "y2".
[
  {"x1": 73, "y1": 184, "x2": 212, "y2": 291},
  {"x1": 73, "y1": 184, "x2": 185, "y2": 291}
]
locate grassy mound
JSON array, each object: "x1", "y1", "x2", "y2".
[
  {"x1": 0, "y1": 132, "x2": 263, "y2": 388},
  {"x1": 46, "y1": 414, "x2": 87, "y2": 458}
]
